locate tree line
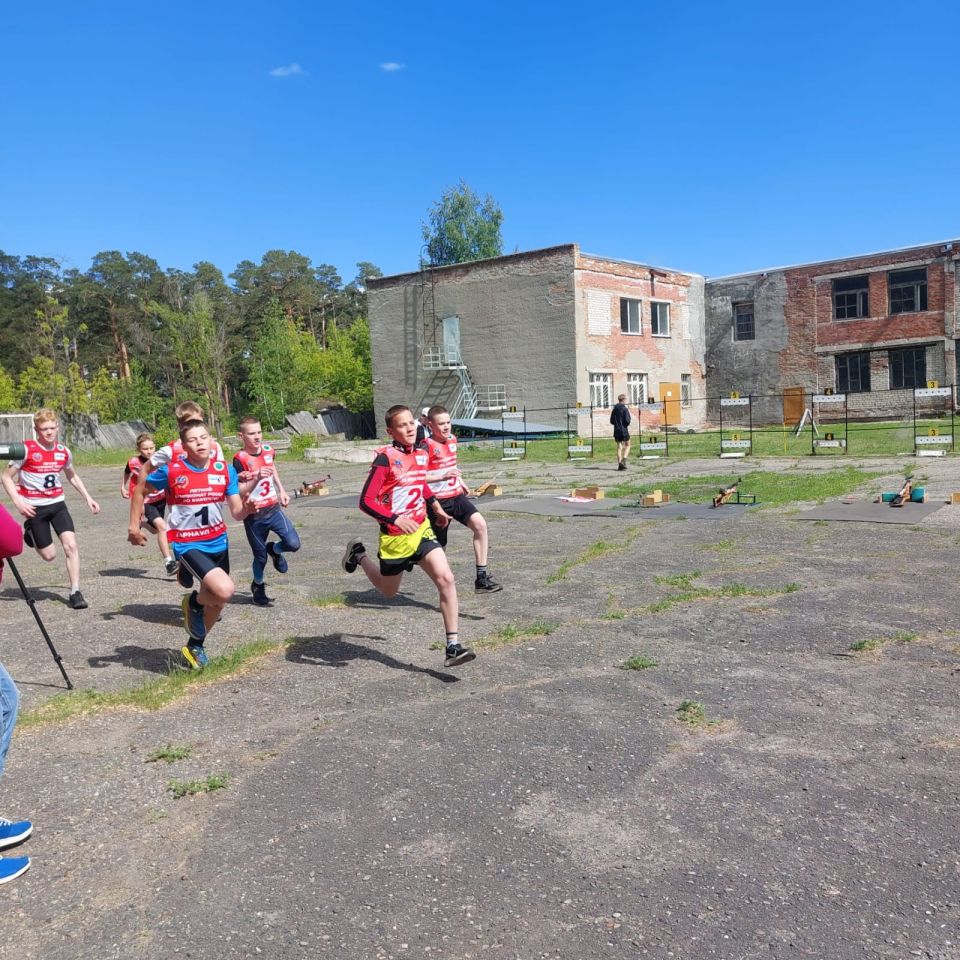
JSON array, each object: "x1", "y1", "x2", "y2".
[{"x1": 0, "y1": 249, "x2": 381, "y2": 435}]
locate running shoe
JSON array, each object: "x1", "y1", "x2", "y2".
[
  {"x1": 182, "y1": 592, "x2": 206, "y2": 642},
  {"x1": 444, "y1": 643, "x2": 477, "y2": 668},
  {"x1": 269, "y1": 543, "x2": 289, "y2": 574},
  {"x1": 164, "y1": 557, "x2": 179, "y2": 576},
  {"x1": 0, "y1": 818, "x2": 32, "y2": 850},
  {"x1": 181, "y1": 644, "x2": 209, "y2": 670},
  {"x1": 341, "y1": 538, "x2": 366, "y2": 574},
  {"x1": 474, "y1": 573, "x2": 503, "y2": 594},
  {"x1": 251, "y1": 580, "x2": 272, "y2": 607},
  {"x1": 0, "y1": 856, "x2": 30, "y2": 885},
  {"x1": 68, "y1": 591, "x2": 88, "y2": 610}
]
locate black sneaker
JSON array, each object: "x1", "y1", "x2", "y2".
[
  {"x1": 444, "y1": 643, "x2": 476, "y2": 668},
  {"x1": 474, "y1": 573, "x2": 502, "y2": 593},
  {"x1": 164, "y1": 557, "x2": 179, "y2": 576},
  {"x1": 67, "y1": 591, "x2": 88, "y2": 610},
  {"x1": 341, "y1": 538, "x2": 366, "y2": 574},
  {"x1": 251, "y1": 581, "x2": 273, "y2": 607},
  {"x1": 618, "y1": 462, "x2": 627, "y2": 471},
  {"x1": 269, "y1": 543, "x2": 289, "y2": 574}
]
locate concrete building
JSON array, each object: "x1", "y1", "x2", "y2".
[
  {"x1": 366, "y1": 244, "x2": 706, "y2": 437},
  {"x1": 705, "y1": 240, "x2": 960, "y2": 422}
]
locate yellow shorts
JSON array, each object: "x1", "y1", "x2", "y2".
[{"x1": 378, "y1": 519, "x2": 439, "y2": 575}]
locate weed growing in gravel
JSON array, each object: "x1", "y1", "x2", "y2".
[
  {"x1": 699, "y1": 539, "x2": 736, "y2": 553},
  {"x1": 647, "y1": 576, "x2": 800, "y2": 614},
  {"x1": 168, "y1": 774, "x2": 228, "y2": 799},
  {"x1": 311, "y1": 592, "x2": 347, "y2": 608},
  {"x1": 620, "y1": 655, "x2": 659, "y2": 670},
  {"x1": 676, "y1": 700, "x2": 720, "y2": 729},
  {"x1": 546, "y1": 529, "x2": 641, "y2": 584},
  {"x1": 146, "y1": 744, "x2": 192, "y2": 764},
  {"x1": 849, "y1": 630, "x2": 917, "y2": 653},
  {"x1": 474, "y1": 618, "x2": 559, "y2": 651}
]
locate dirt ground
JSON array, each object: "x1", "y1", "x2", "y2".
[{"x1": 1, "y1": 455, "x2": 958, "y2": 960}]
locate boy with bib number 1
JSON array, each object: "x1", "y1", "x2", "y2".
[{"x1": 341, "y1": 404, "x2": 475, "y2": 668}]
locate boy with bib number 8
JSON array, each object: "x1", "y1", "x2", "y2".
[
  {"x1": 128, "y1": 420, "x2": 248, "y2": 669},
  {"x1": 342, "y1": 404, "x2": 475, "y2": 668}
]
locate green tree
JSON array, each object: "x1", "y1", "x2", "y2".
[
  {"x1": 421, "y1": 181, "x2": 504, "y2": 266},
  {"x1": 0, "y1": 363, "x2": 18, "y2": 411}
]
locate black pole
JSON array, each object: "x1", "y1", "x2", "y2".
[{"x1": 4, "y1": 558, "x2": 73, "y2": 689}]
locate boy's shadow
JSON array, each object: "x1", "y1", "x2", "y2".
[
  {"x1": 99, "y1": 567, "x2": 169, "y2": 582},
  {"x1": 101, "y1": 603, "x2": 180, "y2": 626},
  {"x1": 0, "y1": 586, "x2": 67, "y2": 604},
  {"x1": 88, "y1": 645, "x2": 179, "y2": 675},
  {"x1": 342, "y1": 590, "x2": 485, "y2": 621},
  {"x1": 287, "y1": 634, "x2": 459, "y2": 683}
]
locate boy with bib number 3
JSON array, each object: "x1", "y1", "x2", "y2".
[
  {"x1": 342, "y1": 404, "x2": 475, "y2": 668},
  {"x1": 128, "y1": 420, "x2": 248, "y2": 670}
]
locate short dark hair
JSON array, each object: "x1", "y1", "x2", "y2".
[
  {"x1": 178, "y1": 419, "x2": 208, "y2": 443},
  {"x1": 385, "y1": 404, "x2": 412, "y2": 428},
  {"x1": 238, "y1": 415, "x2": 260, "y2": 429},
  {"x1": 427, "y1": 405, "x2": 449, "y2": 421}
]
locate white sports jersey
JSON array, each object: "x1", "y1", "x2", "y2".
[{"x1": 13, "y1": 440, "x2": 72, "y2": 504}]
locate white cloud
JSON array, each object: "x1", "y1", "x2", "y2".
[
  {"x1": 380, "y1": 62, "x2": 406, "y2": 72},
  {"x1": 269, "y1": 63, "x2": 306, "y2": 78}
]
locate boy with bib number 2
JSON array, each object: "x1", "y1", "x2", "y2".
[
  {"x1": 342, "y1": 404, "x2": 475, "y2": 668},
  {"x1": 128, "y1": 420, "x2": 248, "y2": 670}
]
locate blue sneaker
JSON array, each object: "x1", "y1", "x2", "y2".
[
  {"x1": 181, "y1": 644, "x2": 209, "y2": 670},
  {"x1": 0, "y1": 818, "x2": 32, "y2": 850},
  {"x1": 269, "y1": 543, "x2": 288, "y2": 574},
  {"x1": 182, "y1": 592, "x2": 206, "y2": 642},
  {"x1": 0, "y1": 856, "x2": 30, "y2": 885}
]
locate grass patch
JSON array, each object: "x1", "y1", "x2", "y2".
[
  {"x1": 646, "y1": 578, "x2": 799, "y2": 614},
  {"x1": 146, "y1": 744, "x2": 192, "y2": 764},
  {"x1": 849, "y1": 630, "x2": 917, "y2": 653},
  {"x1": 600, "y1": 610, "x2": 627, "y2": 620},
  {"x1": 676, "y1": 699, "x2": 721, "y2": 729},
  {"x1": 311, "y1": 592, "x2": 347, "y2": 608},
  {"x1": 19, "y1": 638, "x2": 282, "y2": 730},
  {"x1": 699, "y1": 538, "x2": 737, "y2": 553},
  {"x1": 547, "y1": 530, "x2": 640, "y2": 584},
  {"x1": 168, "y1": 774, "x2": 228, "y2": 799},
  {"x1": 475, "y1": 618, "x2": 559, "y2": 651},
  {"x1": 654, "y1": 571, "x2": 701, "y2": 589},
  {"x1": 619, "y1": 655, "x2": 659, "y2": 670}
]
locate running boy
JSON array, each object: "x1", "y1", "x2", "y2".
[
  {"x1": 233, "y1": 416, "x2": 300, "y2": 606},
  {"x1": 342, "y1": 404, "x2": 475, "y2": 668},
  {"x1": 128, "y1": 420, "x2": 247, "y2": 670},
  {"x1": 425, "y1": 405, "x2": 501, "y2": 593},
  {"x1": 2, "y1": 409, "x2": 100, "y2": 609},
  {"x1": 122, "y1": 433, "x2": 177, "y2": 576}
]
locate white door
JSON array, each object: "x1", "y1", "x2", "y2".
[{"x1": 442, "y1": 315, "x2": 461, "y2": 364}]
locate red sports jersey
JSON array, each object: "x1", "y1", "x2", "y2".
[
  {"x1": 425, "y1": 436, "x2": 465, "y2": 499},
  {"x1": 126, "y1": 455, "x2": 165, "y2": 504},
  {"x1": 164, "y1": 459, "x2": 230, "y2": 544},
  {"x1": 151, "y1": 437, "x2": 225, "y2": 468},
  {"x1": 15, "y1": 440, "x2": 72, "y2": 504},
  {"x1": 359, "y1": 441, "x2": 436, "y2": 535},
  {"x1": 234, "y1": 445, "x2": 279, "y2": 509}
]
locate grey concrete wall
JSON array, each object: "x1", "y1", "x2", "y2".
[{"x1": 367, "y1": 247, "x2": 578, "y2": 434}]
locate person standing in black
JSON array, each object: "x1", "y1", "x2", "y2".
[{"x1": 610, "y1": 393, "x2": 632, "y2": 470}]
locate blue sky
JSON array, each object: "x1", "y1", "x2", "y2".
[{"x1": 2, "y1": 0, "x2": 958, "y2": 283}]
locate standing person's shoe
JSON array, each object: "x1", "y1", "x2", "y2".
[
  {"x1": 164, "y1": 557, "x2": 179, "y2": 576},
  {"x1": 181, "y1": 644, "x2": 208, "y2": 671},
  {"x1": 474, "y1": 573, "x2": 503, "y2": 594},
  {"x1": 444, "y1": 642, "x2": 476, "y2": 668},
  {"x1": 617, "y1": 462, "x2": 627, "y2": 471},
  {"x1": 341, "y1": 538, "x2": 366, "y2": 574},
  {"x1": 67, "y1": 590, "x2": 88, "y2": 610},
  {"x1": 182, "y1": 592, "x2": 206, "y2": 642},
  {"x1": 0, "y1": 856, "x2": 30, "y2": 885},
  {"x1": 251, "y1": 580, "x2": 272, "y2": 606},
  {"x1": 268, "y1": 543, "x2": 288, "y2": 574},
  {"x1": 0, "y1": 818, "x2": 32, "y2": 850}
]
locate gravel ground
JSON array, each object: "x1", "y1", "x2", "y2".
[{"x1": 0, "y1": 455, "x2": 958, "y2": 960}]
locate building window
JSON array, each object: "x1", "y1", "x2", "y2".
[
  {"x1": 889, "y1": 346, "x2": 926, "y2": 389},
  {"x1": 651, "y1": 301, "x2": 670, "y2": 336},
  {"x1": 680, "y1": 374, "x2": 692, "y2": 407},
  {"x1": 833, "y1": 275, "x2": 870, "y2": 320},
  {"x1": 620, "y1": 298, "x2": 642, "y2": 334},
  {"x1": 626, "y1": 372, "x2": 647, "y2": 405},
  {"x1": 889, "y1": 267, "x2": 928, "y2": 314},
  {"x1": 589, "y1": 372, "x2": 612, "y2": 408},
  {"x1": 836, "y1": 352, "x2": 871, "y2": 393},
  {"x1": 733, "y1": 302, "x2": 755, "y2": 340}
]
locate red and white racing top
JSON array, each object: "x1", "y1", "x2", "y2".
[
  {"x1": 150, "y1": 437, "x2": 225, "y2": 468},
  {"x1": 164, "y1": 459, "x2": 230, "y2": 544},
  {"x1": 233, "y1": 445, "x2": 279, "y2": 510},
  {"x1": 359, "y1": 441, "x2": 436, "y2": 536},
  {"x1": 14, "y1": 440, "x2": 72, "y2": 504},
  {"x1": 126, "y1": 455, "x2": 165, "y2": 504},
  {"x1": 425, "y1": 436, "x2": 465, "y2": 500}
]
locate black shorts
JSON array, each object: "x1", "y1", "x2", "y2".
[
  {"x1": 176, "y1": 548, "x2": 229, "y2": 589},
  {"x1": 430, "y1": 494, "x2": 478, "y2": 549},
  {"x1": 24, "y1": 501, "x2": 75, "y2": 550},
  {"x1": 614, "y1": 429, "x2": 630, "y2": 443},
  {"x1": 378, "y1": 537, "x2": 442, "y2": 577},
  {"x1": 143, "y1": 500, "x2": 167, "y2": 527}
]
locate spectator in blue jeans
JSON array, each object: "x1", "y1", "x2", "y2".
[{"x1": 0, "y1": 501, "x2": 33, "y2": 884}]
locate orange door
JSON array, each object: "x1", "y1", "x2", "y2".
[
  {"x1": 783, "y1": 386, "x2": 806, "y2": 425},
  {"x1": 659, "y1": 382, "x2": 681, "y2": 427}
]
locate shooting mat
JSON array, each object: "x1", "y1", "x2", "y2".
[{"x1": 790, "y1": 500, "x2": 946, "y2": 524}]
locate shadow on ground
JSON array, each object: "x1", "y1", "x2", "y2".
[
  {"x1": 99, "y1": 567, "x2": 169, "y2": 582},
  {"x1": 87, "y1": 645, "x2": 180, "y2": 675},
  {"x1": 286, "y1": 634, "x2": 459, "y2": 683},
  {"x1": 342, "y1": 589, "x2": 485, "y2": 621},
  {"x1": 100, "y1": 602, "x2": 181, "y2": 626}
]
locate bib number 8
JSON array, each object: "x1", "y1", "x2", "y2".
[{"x1": 43, "y1": 474, "x2": 58, "y2": 489}]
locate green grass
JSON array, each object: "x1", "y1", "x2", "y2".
[
  {"x1": 311, "y1": 592, "x2": 347, "y2": 608},
  {"x1": 19, "y1": 638, "x2": 282, "y2": 729},
  {"x1": 849, "y1": 630, "x2": 918, "y2": 653},
  {"x1": 646, "y1": 573, "x2": 800, "y2": 614},
  {"x1": 619, "y1": 655, "x2": 659, "y2": 670},
  {"x1": 676, "y1": 699, "x2": 721, "y2": 729},
  {"x1": 146, "y1": 744, "x2": 192, "y2": 764},
  {"x1": 475, "y1": 618, "x2": 559, "y2": 651},
  {"x1": 168, "y1": 774, "x2": 228, "y2": 799},
  {"x1": 699, "y1": 538, "x2": 737, "y2": 553},
  {"x1": 546, "y1": 530, "x2": 641, "y2": 584}
]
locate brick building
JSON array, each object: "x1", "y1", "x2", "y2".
[
  {"x1": 705, "y1": 240, "x2": 960, "y2": 421},
  {"x1": 366, "y1": 245, "x2": 706, "y2": 437}
]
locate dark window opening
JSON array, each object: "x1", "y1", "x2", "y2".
[
  {"x1": 836, "y1": 351, "x2": 871, "y2": 393},
  {"x1": 833, "y1": 275, "x2": 870, "y2": 319},
  {"x1": 889, "y1": 267, "x2": 928, "y2": 314},
  {"x1": 620, "y1": 297, "x2": 641, "y2": 334},
  {"x1": 733, "y1": 302, "x2": 754, "y2": 341},
  {"x1": 889, "y1": 346, "x2": 927, "y2": 389}
]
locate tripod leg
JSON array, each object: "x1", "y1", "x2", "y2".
[{"x1": 5, "y1": 558, "x2": 73, "y2": 690}]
